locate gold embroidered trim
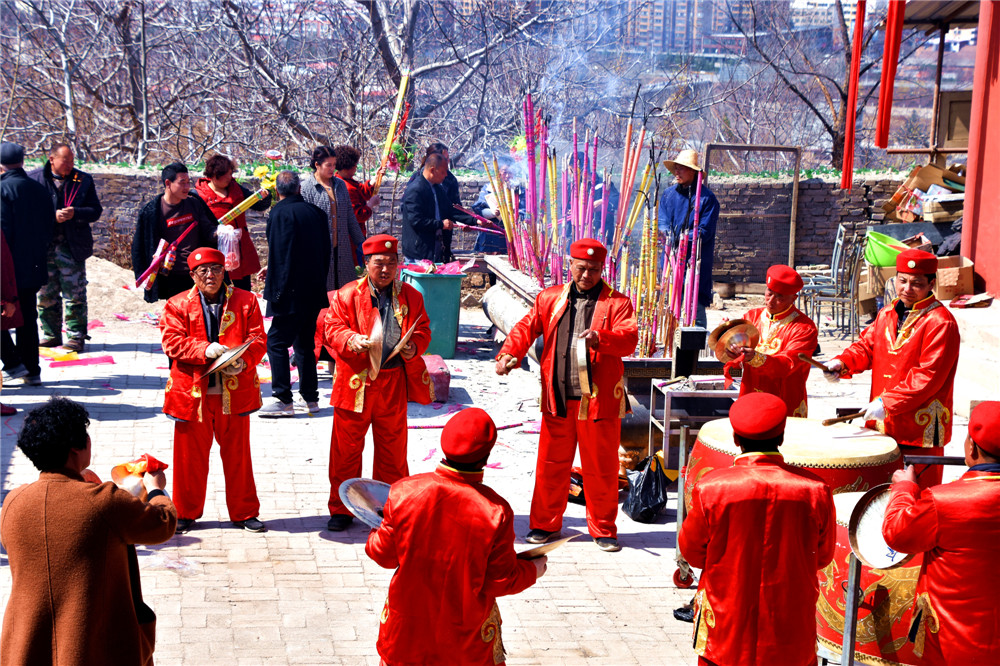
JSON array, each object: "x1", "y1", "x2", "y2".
[
  {"x1": 480, "y1": 602, "x2": 505, "y2": 665},
  {"x1": 915, "y1": 399, "x2": 950, "y2": 448},
  {"x1": 884, "y1": 301, "x2": 941, "y2": 351},
  {"x1": 692, "y1": 589, "x2": 715, "y2": 655}
]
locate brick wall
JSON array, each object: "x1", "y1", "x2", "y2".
[{"x1": 88, "y1": 170, "x2": 902, "y2": 280}]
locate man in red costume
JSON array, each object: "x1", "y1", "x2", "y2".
[
  {"x1": 678, "y1": 392, "x2": 836, "y2": 666},
  {"x1": 324, "y1": 234, "x2": 433, "y2": 531},
  {"x1": 496, "y1": 239, "x2": 638, "y2": 552},
  {"x1": 725, "y1": 264, "x2": 817, "y2": 417},
  {"x1": 366, "y1": 408, "x2": 546, "y2": 666},
  {"x1": 160, "y1": 248, "x2": 267, "y2": 533},
  {"x1": 882, "y1": 401, "x2": 1000, "y2": 666},
  {"x1": 823, "y1": 249, "x2": 960, "y2": 487}
]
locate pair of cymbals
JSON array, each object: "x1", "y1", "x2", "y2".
[{"x1": 707, "y1": 319, "x2": 761, "y2": 362}]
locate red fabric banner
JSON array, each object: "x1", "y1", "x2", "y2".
[
  {"x1": 841, "y1": 0, "x2": 867, "y2": 190},
  {"x1": 875, "y1": 0, "x2": 907, "y2": 148}
]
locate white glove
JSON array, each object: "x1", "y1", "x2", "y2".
[
  {"x1": 205, "y1": 342, "x2": 228, "y2": 359},
  {"x1": 220, "y1": 358, "x2": 246, "y2": 376},
  {"x1": 482, "y1": 207, "x2": 497, "y2": 219},
  {"x1": 366, "y1": 195, "x2": 381, "y2": 210},
  {"x1": 864, "y1": 397, "x2": 886, "y2": 422},
  {"x1": 822, "y1": 359, "x2": 844, "y2": 383}
]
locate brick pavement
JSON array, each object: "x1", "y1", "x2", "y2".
[{"x1": 0, "y1": 304, "x2": 967, "y2": 665}]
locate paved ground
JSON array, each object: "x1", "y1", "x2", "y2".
[{"x1": 0, "y1": 291, "x2": 968, "y2": 665}]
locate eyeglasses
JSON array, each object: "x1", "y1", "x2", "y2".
[{"x1": 194, "y1": 265, "x2": 224, "y2": 276}]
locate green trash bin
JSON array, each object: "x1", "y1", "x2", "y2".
[{"x1": 401, "y1": 269, "x2": 464, "y2": 359}]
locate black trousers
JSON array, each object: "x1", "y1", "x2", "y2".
[
  {"x1": 266, "y1": 309, "x2": 320, "y2": 404},
  {"x1": 1, "y1": 288, "x2": 41, "y2": 376}
]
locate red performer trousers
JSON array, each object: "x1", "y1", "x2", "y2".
[
  {"x1": 531, "y1": 400, "x2": 621, "y2": 539},
  {"x1": 901, "y1": 444, "x2": 944, "y2": 489},
  {"x1": 328, "y1": 367, "x2": 409, "y2": 515},
  {"x1": 172, "y1": 393, "x2": 260, "y2": 522}
]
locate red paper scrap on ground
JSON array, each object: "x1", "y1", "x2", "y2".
[
  {"x1": 88, "y1": 320, "x2": 105, "y2": 330},
  {"x1": 422, "y1": 448, "x2": 437, "y2": 461}
]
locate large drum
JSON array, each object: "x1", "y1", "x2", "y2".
[
  {"x1": 816, "y1": 491, "x2": 923, "y2": 666},
  {"x1": 684, "y1": 417, "x2": 904, "y2": 511}
]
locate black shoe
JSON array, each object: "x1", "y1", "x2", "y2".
[
  {"x1": 525, "y1": 529, "x2": 559, "y2": 544},
  {"x1": 175, "y1": 518, "x2": 195, "y2": 534},
  {"x1": 327, "y1": 515, "x2": 354, "y2": 531},
  {"x1": 594, "y1": 537, "x2": 622, "y2": 552},
  {"x1": 39, "y1": 337, "x2": 62, "y2": 348},
  {"x1": 673, "y1": 605, "x2": 695, "y2": 623},
  {"x1": 234, "y1": 517, "x2": 266, "y2": 532}
]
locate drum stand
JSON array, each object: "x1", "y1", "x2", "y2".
[{"x1": 840, "y1": 552, "x2": 864, "y2": 665}]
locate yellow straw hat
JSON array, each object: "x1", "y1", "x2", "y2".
[{"x1": 663, "y1": 149, "x2": 702, "y2": 174}]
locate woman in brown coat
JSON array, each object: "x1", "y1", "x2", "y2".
[{"x1": 0, "y1": 397, "x2": 177, "y2": 665}]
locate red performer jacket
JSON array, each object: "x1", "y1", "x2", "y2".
[
  {"x1": 835, "y1": 296, "x2": 960, "y2": 448},
  {"x1": 194, "y1": 178, "x2": 265, "y2": 281},
  {"x1": 341, "y1": 175, "x2": 375, "y2": 232},
  {"x1": 324, "y1": 277, "x2": 433, "y2": 412},
  {"x1": 366, "y1": 464, "x2": 539, "y2": 666},
  {"x1": 160, "y1": 284, "x2": 266, "y2": 421},
  {"x1": 739, "y1": 305, "x2": 817, "y2": 417},
  {"x1": 498, "y1": 281, "x2": 638, "y2": 420},
  {"x1": 882, "y1": 469, "x2": 1000, "y2": 665},
  {"x1": 679, "y1": 453, "x2": 836, "y2": 666}
]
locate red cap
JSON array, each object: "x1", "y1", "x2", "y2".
[
  {"x1": 362, "y1": 234, "x2": 398, "y2": 256},
  {"x1": 570, "y1": 239, "x2": 607, "y2": 263},
  {"x1": 969, "y1": 401, "x2": 1000, "y2": 457},
  {"x1": 896, "y1": 249, "x2": 938, "y2": 275},
  {"x1": 765, "y1": 265, "x2": 803, "y2": 295},
  {"x1": 187, "y1": 248, "x2": 225, "y2": 270},
  {"x1": 441, "y1": 408, "x2": 498, "y2": 464},
  {"x1": 730, "y1": 393, "x2": 787, "y2": 440}
]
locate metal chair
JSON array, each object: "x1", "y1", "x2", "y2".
[
  {"x1": 809, "y1": 236, "x2": 864, "y2": 340},
  {"x1": 800, "y1": 224, "x2": 848, "y2": 321}
]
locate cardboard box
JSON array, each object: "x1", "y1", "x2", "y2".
[
  {"x1": 858, "y1": 265, "x2": 896, "y2": 301},
  {"x1": 935, "y1": 256, "x2": 974, "y2": 301},
  {"x1": 883, "y1": 165, "x2": 966, "y2": 219},
  {"x1": 922, "y1": 199, "x2": 964, "y2": 223}
]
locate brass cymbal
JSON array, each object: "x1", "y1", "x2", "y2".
[{"x1": 708, "y1": 319, "x2": 760, "y2": 362}]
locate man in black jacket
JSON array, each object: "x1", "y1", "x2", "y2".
[
  {"x1": 259, "y1": 171, "x2": 332, "y2": 417},
  {"x1": 400, "y1": 153, "x2": 454, "y2": 262},
  {"x1": 0, "y1": 142, "x2": 56, "y2": 385},
  {"x1": 30, "y1": 144, "x2": 103, "y2": 352},
  {"x1": 131, "y1": 162, "x2": 217, "y2": 304}
]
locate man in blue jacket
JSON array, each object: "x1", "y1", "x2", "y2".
[
  {"x1": 657, "y1": 149, "x2": 719, "y2": 328},
  {"x1": 400, "y1": 153, "x2": 454, "y2": 262},
  {"x1": 1, "y1": 142, "x2": 55, "y2": 386}
]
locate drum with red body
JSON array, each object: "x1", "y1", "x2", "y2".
[
  {"x1": 815, "y1": 490, "x2": 923, "y2": 666},
  {"x1": 684, "y1": 417, "x2": 903, "y2": 512}
]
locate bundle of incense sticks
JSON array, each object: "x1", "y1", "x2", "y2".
[{"x1": 373, "y1": 72, "x2": 411, "y2": 194}]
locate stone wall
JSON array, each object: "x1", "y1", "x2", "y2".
[{"x1": 88, "y1": 170, "x2": 903, "y2": 279}]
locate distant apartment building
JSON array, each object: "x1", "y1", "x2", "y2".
[{"x1": 791, "y1": 0, "x2": 862, "y2": 30}]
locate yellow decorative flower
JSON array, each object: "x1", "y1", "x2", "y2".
[{"x1": 253, "y1": 165, "x2": 270, "y2": 179}]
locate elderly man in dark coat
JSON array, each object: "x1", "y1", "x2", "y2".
[
  {"x1": 259, "y1": 171, "x2": 332, "y2": 417},
  {"x1": 400, "y1": 152, "x2": 454, "y2": 263},
  {"x1": 1, "y1": 397, "x2": 177, "y2": 665},
  {"x1": 0, "y1": 142, "x2": 56, "y2": 386}
]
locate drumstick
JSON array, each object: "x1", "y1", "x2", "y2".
[
  {"x1": 797, "y1": 353, "x2": 834, "y2": 372},
  {"x1": 822, "y1": 411, "x2": 866, "y2": 426}
]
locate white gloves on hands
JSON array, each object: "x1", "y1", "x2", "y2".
[
  {"x1": 221, "y1": 358, "x2": 246, "y2": 376},
  {"x1": 205, "y1": 342, "x2": 228, "y2": 359},
  {"x1": 482, "y1": 207, "x2": 497, "y2": 219},
  {"x1": 367, "y1": 195, "x2": 381, "y2": 210},
  {"x1": 864, "y1": 397, "x2": 886, "y2": 422},
  {"x1": 823, "y1": 359, "x2": 844, "y2": 383}
]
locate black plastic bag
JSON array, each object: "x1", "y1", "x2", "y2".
[{"x1": 623, "y1": 455, "x2": 668, "y2": 523}]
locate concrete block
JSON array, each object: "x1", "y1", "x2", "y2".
[{"x1": 423, "y1": 354, "x2": 451, "y2": 403}]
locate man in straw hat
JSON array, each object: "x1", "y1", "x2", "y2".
[
  {"x1": 160, "y1": 247, "x2": 267, "y2": 534},
  {"x1": 496, "y1": 239, "x2": 638, "y2": 552},
  {"x1": 823, "y1": 249, "x2": 960, "y2": 488},
  {"x1": 881, "y1": 401, "x2": 1000, "y2": 666},
  {"x1": 679, "y1": 392, "x2": 835, "y2": 666},
  {"x1": 723, "y1": 264, "x2": 818, "y2": 417},
  {"x1": 323, "y1": 234, "x2": 433, "y2": 531},
  {"x1": 366, "y1": 408, "x2": 547, "y2": 666},
  {"x1": 658, "y1": 148, "x2": 719, "y2": 328}
]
